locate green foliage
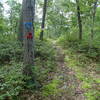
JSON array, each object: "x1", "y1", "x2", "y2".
[
  {"x1": 0, "y1": 0, "x2": 100, "y2": 99},
  {"x1": 42, "y1": 79, "x2": 60, "y2": 96},
  {"x1": 0, "y1": 62, "x2": 24, "y2": 100},
  {"x1": 84, "y1": 90, "x2": 100, "y2": 100},
  {"x1": 34, "y1": 40, "x2": 57, "y2": 87},
  {"x1": 0, "y1": 35, "x2": 23, "y2": 64},
  {"x1": 0, "y1": 34, "x2": 57, "y2": 99},
  {"x1": 5, "y1": 0, "x2": 21, "y2": 34},
  {"x1": 35, "y1": 39, "x2": 56, "y2": 60},
  {"x1": 63, "y1": 42, "x2": 100, "y2": 100},
  {"x1": 58, "y1": 34, "x2": 100, "y2": 62}
]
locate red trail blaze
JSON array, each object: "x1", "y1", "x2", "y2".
[{"x1": 27, "y1": 32, "x2": 33, "y2": 39}]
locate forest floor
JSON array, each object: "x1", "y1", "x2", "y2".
[
  {"x1": 0, "y1": 38, "x2": 99, "y2": 100},
  {"x1": 29, "y1": 41, "x2": 86, "y2": 100},
  {"x1": 54, "y1": 40, "x2": 99, "y2": 100},
  {"x1": 48, "y1": 41, "x2": 85, "y2": 100},
  {"x1": 48, "y1": 40, "x2": 99, "y2": 100},
  {"x1": 51, "y1": 41, "x2": 85, "y2": 100}
]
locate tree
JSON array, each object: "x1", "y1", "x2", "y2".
[
  {"x1": 7, "y1": 0, "x2": 21, "y2": 33},
  {"x1": 76, "y1": 0, "x2": 83, "y2": 40},
  {"x1": 18, "y1": 0, "x2": 24, "y2": 42},
  {"x1": 22, "y1": 0, "x2": 35, "y2": 76},
  {"x1": 0, "y1": 2, "x2": 4, "y2": 33},
  {"x1": 39, "y1": 0, "x2": 48, "y2": 40},
  {"x1": 91, "y1": 0, "x2": 98, "y2": 39},
  {"x1": 18, "y1": 0, "x2": 35, "y2": 43},
  {"x1": 18, "y1": 11, "x2": 24, "y2": 42},
  {"x1": 0, "y1": 2, "x2": 3, "y2": 16}
]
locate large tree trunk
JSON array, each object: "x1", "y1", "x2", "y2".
[
  {"x1": 22, "y1": 0, "x2": 35, "y2": 76},
  {"x1": 76, "y1": 0, "x2": 82, "y2": 40},
  {"x1": 39, "y1": 0, "x2": 48, "y2": 40},
  {"x1": 18, "y1": 0, "x2": 35, "y2": 43}
]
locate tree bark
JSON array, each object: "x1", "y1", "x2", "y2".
[
  {"x1": 76, "y1": 0, "x2": 82, "y2": 40},
  {"x1": 22, "y1": 0, "x2": 35, "y2": 76},
  {"x1": 18, "y1": 0, "x2": 25, "y2": 43},
  {"x1": 18, "y1": 13, "x2": 23, "y2": 42},
  {"x1": 91, "y1": 0, "x2": 98, "y2": 39},
  {"x1": 18, "y1": 0, "x2": 35, "y2": 43},
  {"x1": 10, "y1": 9, "x2": 13, "y2": 33},
  {"x1": 39, "y1": 0, "x2": 48, "y2": 40}
]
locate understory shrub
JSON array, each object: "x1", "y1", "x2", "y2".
[
  {"x1": 0, "y1": 35, "x2": 56, "y2": 99},
  {"x1": 58, "y1": 35, "x2": 100, "y2": 62}
]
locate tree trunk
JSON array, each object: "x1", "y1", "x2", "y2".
[
  {"x1": 91, "y1": 0, "x2": 98, "y2": 39},
  {"x1": 18, "y1": 0, "x2": 25, "y2": 43},
  {"x1": 76, "y1": 0, "x2": 82, "y2": 40},
  {"x1": 18, "y1": 13, "x2": 23, "y2": 42},
  {"x1": 22, "y1": 0, "x2": 35, "y2": 76},
  {"x1": 39, "y1": 0, "x2": 48, "y2": 40},
  {"x1": 10, "y1": 9, "x2": 13, "y2": 33},
  {"x1": 18, "y1": 0, "x2": 35, "y2": 43}
]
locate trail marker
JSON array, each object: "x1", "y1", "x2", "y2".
[{"x1": 24, "y1": 22, "x2": 32, "y2": 29}]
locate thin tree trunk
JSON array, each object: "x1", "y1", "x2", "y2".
[
  {"x1": 33, "y1": 0, "x2": 35, "y2": 37},
  {"x1": 10, "y1": 9, "x2": 13, "y2": 33},
  {"x1": 39, "y1": 0, "x2": 48, "y2": 40},
  {"x1": 91, "y1": 0, "x2": 98, "y2": 39},
  {"x1": 22, "y1": 0, "x2": 35, "y2": 76},
  {"x1": 76, "y1": 0, "x2": 82, "y2": 40},
  {"x1": 18, "y1": 0, "x2": 24, "y2": 43},
  {"x1": 18, "y1": 14, "x2": 23, "y2": 42}
]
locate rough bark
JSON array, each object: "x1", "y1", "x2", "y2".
[
  {"x1": 22, "y1": 0, "x2": 35, "y2": 76},
  {"x1": 18, "y1": 0, "x2": 35, "y2": 43},
  {"x1": 76, "y1": 0, "x2": 82, "y2": 40},
  {"x1": 39, "y1": 0, "x2": 48, "y2": 40}
]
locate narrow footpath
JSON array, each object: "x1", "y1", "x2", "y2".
[
  {"x1": 48, "y1": 41, "x2": 85, "y2": 100},
  {"x1": 28, "y1": 41, "x2": 85, "y2": 100}
]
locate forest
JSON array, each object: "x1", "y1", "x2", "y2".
[{"x1": 0, "y1": 0, "x2": 100, "y2": 100}]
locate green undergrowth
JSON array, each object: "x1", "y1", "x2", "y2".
[
  {"x1": 64, "y1": 51, "x2": 100, "y2": 100},
  {"x1": 42, "y1": 79, "x2": 60, "y2": 97},
  {"x1": 0, "y1": 62, "x2": 24, "y2": 100},
  {"x1": 58, "y1": 37, "x2": 100, "y2": 100},
  {"x1": 0, "y1": 34, "x2": 57, "y2": 100},
  {"x1": 58, "y1": 35, "x2": 100, "y2": 62}
]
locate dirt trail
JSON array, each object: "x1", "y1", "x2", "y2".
[
  {"x1": 28, "y1": 41, "x2": 86, "y2": 100},
  {"x1": 49, "y1": 41, "x2": 86, "y2": 100}
]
